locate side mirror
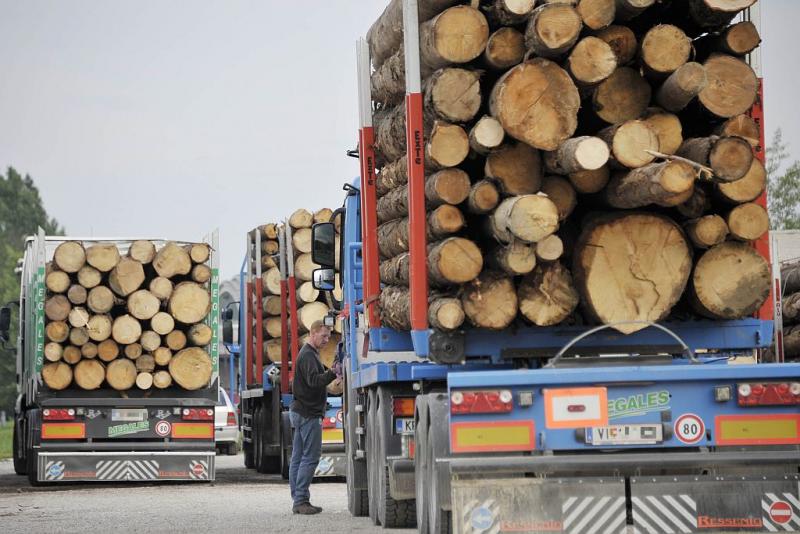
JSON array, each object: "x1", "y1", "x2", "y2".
[
  {"x1": 322, "y1": 313, "x2": 336, "y2": 328},
  {"x1": 0, "y1": 307, "x2": 10, "y2": 343},
  {"x1": 221, "y1": 304, "x2": 236, "y2": 345},
  {"x1": 313, "y1": 268, "x2": 336, "y2": 291},
  {"x1": 312, "y1": 223, "x2": 336, "y2": 268}
]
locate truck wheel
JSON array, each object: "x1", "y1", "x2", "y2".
[
  {"x1": 377, "y1": 387, "x2": 416, "y2": 528},
  {"x1": 13, "y1": 417, "x2": 26, "y2": 476},
  {"x1": 366, "y1": 389, "x2": 380, "y2": 525},
  {"x1": 414, "y1": 396, "x2": 430, "y2": 532},
  {"x1": 25, "y1": 448, "x2": 42, "y2": 487},
  {"x1": 426, "y1": 394, "x2": 452, "y2": 534},
  {"x1": 227, "y1": 442, "x2": 237, "y2": 456}
]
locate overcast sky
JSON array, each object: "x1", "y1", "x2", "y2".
[{"x1": 1, "y1": 1, "x2": 797, "y2": 278}]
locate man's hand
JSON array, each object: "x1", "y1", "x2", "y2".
[{"x1": 332, "y1": 360, "x2": 343, "y2": 378}]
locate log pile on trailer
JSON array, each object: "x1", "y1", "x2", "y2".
[
  {"x1": 368, "y1": 0, "x2": 769, "y2": 334},
  {"x1": 781, "y1": 260, "x2": 800, "y2": 360},
  {"x1": 42, "y1": 240, "x2": 215, "y2": 391}
]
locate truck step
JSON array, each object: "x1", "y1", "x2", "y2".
[{"x1": 355, "y1": 426, "x2": 365, "y2": 435}]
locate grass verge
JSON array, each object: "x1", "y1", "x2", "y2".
[{"x1": 0, "y1": 421, "x2": 12, "y2": 459}]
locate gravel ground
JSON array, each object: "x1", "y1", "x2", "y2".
[{"x1": 0, "y1": 455, "x2": 414, "y2": 534}]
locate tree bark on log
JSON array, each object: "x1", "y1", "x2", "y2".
[
  {"x1": 605, "y1": 161, "x2": 696, "y2": 209},
  {"x1": 54, "y1": 242, "x2": 86, "y2": 273},
  {"x1": 377, "y1": 205, "x2": 465, "y2": 258},
  {"x1": 783, "y1": 292, "x2": 800, "y2": 326},
  {"x1": 128, "y1": 240, "x2": 156, "y2": 264},
  {"x1": 569, "y1": 166, "x2": 610, "y2": 194},
  {"x1": 188, "y1": 324, "x2": 213, "y2": 346},
  {"x1": 698, "y1": 54, "x2": 758, "y2": 118},
  {"x1": 676, "y1": 186, "x2": 710, "y2": 219},
  {"x1": 684, "y1": 215, "x2": 729, "y2": 248},
  {"x1": 376, "y1": 158, "x2": 408, "y2": 197},
  {"x1": 488, "y1": 240, "x2": 537, "y2": 276},
  {"x1": 691, "y1": 241, "x2": 770, "y2": 319},
  {"x1": 641, "y1": 24, "x2": 691, "y2": 77},
  {"x1": 695, "y1": 21, "x2": 761, "y2": 57},
  {"x1": 484, "y1": 27, "x2": 525, "y2": 71},
  {"x1": 169, "y1": 347, "x2": 212, "y2": 390},
  {"x1": 592, "y1": 67, "x2": 651, "y2": 124},
  {"x1": 74, "y1": 360, "x2": 104, "y2": 390},
  {"x1": 374, "y1": 106, "x2": 469, "y2": 168},
  {"x1": 545, "y1": 136, "x2": 610, "y2": 175},
  {"x1": 491, "y1": 195, "x2": 560, "y2": 244},
  {"x1": 566, "y1": 37, "x2": 617, "y2": 86},
  {"x1": 379, "y1": 237, "x2": 483, "y2": 287},
  {"x1": 717, "y1": 158, "x2": 766, "y2": 204},
  {"x1": 376, "y1": 169, "x2": 470, "y2": 224},
  {"x1": 782, "y1": 263, "x2": 800, "y2": 296},
  {"x1": 106, "y1": 359, "x2": 137, "y2": 391},
  {"x1": 594, "y1": 25, "x2": 638, "y2": 66},
  {"x1": 598, "y1": 120, "x2": 660, "y2": 169},
  {"x1": 86, "y1": 244, "x2": 120, "y2": 273},
  {"x1": 112, "y1": 315, "x2": 142, "y2": 345},
  {"x1": 485, "y1": 0, "x2": 536, "y2": 25},
  {"x1": 461, "y1": 272, "x2": 519, "y2": 330},
  {"x1": 468, "y1": 180, "x2": 500, "y2": 214},
  {"x1": 469, "y1": 115, "x2": 505, "y2": 155},
  {"x1": 485, "y1": 143, "x2": 544, "y2": 196},
  {"x1": 574, "y1": 213, "x2": 692, "y2": 334},
  {"x1": 615, "y1": 0, "x2": 655, "y2": 20},
  {"x1": 525, "y1": 4, "x2": 583, "y2": 59},
  {"x1": 419, "y1": 6, "x2": 489, "y2": 71},
  {"x1": 677, "y1": 136, "x2": 754, "y2": 183},
  {"x1": 154, "y1": 242, "x2": 192, "y2": 278},
  {"x1": 379, "y1": 286, "x2": 465, "y2": 331},
  {"x1": 490, "y1": 58, "x2": 580, "y2": 151},
  {"x1": 688, "y1": 0, "x2": 757, "y2": 31},
  {"x1": 168, "y1": 282, "x2": 211, "y2": 324},
  {"x1": 785, "y1": 325, "x2": 800, "y2": 359},
  {"x1": 726, "y1": 202, "x2": 769, "y2": 242},
  {"x1": 518, "y1": 262, "x2": 579, "y2": 326},
  {"x1": 541, "y1": 176, "x2": 577, "y2": 221},
  {"x1": 655, "y1": 62, "x2": 708, "y2": 112}
]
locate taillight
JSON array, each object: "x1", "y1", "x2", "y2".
[
  {"x1": 450, "y1": 390, "x2": 514, "y2": 414},
  {"x1": 336, "y1": 410, "x2": 344, "y2": 423},
  {"x1": 182, "y1": 408, "x2": 214, "y2": 420},
  {"x1": 227, "y1": 411, "x2": 236, "y2": 426},
  {"x1": 738, "y1": 382, "x2": 800, "y2": 406},
  {"x1": 393, "y1": 398, "x2": 415, "y2": 417},
  {"x1": 323, "y1": 415, "x2": 337, "y2": 429},
  {"x1": 43, "y1": 408, "x2": 76, "y2": 421}
]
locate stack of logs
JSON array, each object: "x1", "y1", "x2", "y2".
[
  {"x1": 254, "y1": 208, "x2": 342, "y2": 373},
  {"x1": 41, "y1": 240, "x2": 214, "y2": 392},
  {"x1": 370, "y1": 0, "x2": 771, "y2": 335},
  {"x1": 781, "y1": 261, "x2": 800, "y2": 360}
]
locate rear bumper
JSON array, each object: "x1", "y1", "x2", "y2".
[
  {"x1": 33, "y1": 450, "x2": 215, "y2": 482},
  {"x1": 214, "y1": 425, "x2": 238, "y2": 444}
]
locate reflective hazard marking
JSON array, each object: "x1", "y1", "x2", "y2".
[
  {"x1": 674, "y1": 413, "x2": 705, "y2": 444},
  {"x1": 544, "y1": 387, "x2": 608, "y2": 429}
]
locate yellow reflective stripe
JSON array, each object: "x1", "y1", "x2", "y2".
[
  {"x1": 720, "y1": 419, "x2": 797, "y2": 440},
  {"x1": 171, "y1": 423, "x2": 213, "y2": 439},
  {"x1": 322, "y1": 429, "x2": 344, "y2": 443},
  {"x1": 42, "y1": 423, "x2": 85, "y2": 439}
]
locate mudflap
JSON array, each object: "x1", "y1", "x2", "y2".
[
  {"x1": 36, "y1": 451, "x2": 215, "y2": 482},
  {"x1": 630, "y1": 475, "x2": 800, "y2": 533},
  {"x1": 314, "y1": 454, "x2": 346, "y2": 477},
  {"x1": 451, "y1": 476, "x2": 627, "y2": 534}
]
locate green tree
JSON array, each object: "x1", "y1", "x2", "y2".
[
  {"x1": 766, "y1": 129, "x2": 800, "y2": 230},
  {"x1": 0, "y1": 167, "x2": 63, "y2": 416}
]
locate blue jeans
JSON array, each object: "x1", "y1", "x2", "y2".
[{"x1": 288, "y1": 410, "x2": 322, "y2": 507}]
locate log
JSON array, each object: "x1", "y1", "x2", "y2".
[
  {"x1": 467, "y1": 180, "x2": 500, "y2": 214},
  {"x1": 688, "y1": 0, "x2": 757, "y2": 31},
  {"x1": 641, "y1": 109, "x2": 683, "y2": 156},
  {"x1": 298, "y1": 280, "x2": 320, "y2": 304},
  {"x1": 375, "y1": 106, "x2": 469, "y2": 167},
  {"x1": 379, "y1": 237, "x2": 483, "y2": 286},
  {"x1": 260, "y1": 223, "x2": 279, "y2": 240},
  {"x1": 698, "y1": 54, "x2": 758, "y2": 119},
  {"x1": 166, "y1": 330, "x2": 187, "y2": 351},
  {"x1": 569, "y1": 166, "x2": 610, "y2": 194},
  {"x1": 62, "y1": 345, "x2": 81, "y2": 365},
  {"x1": 461, "y1": 272, "x2": 519, "y2": 330},
  {"x1": 153, "y1": 347, "x2": 172, "y2": 366},
  {"x1": 715, "y1": 114, "x2": 760, "y2": 148},
  {"x1": 640, "y1": 24, "x2": 691, "y2": 77},
  {"x1": 45, "y1": 295, "x2": 71, "y2": 322},
  {"x1": 294, "y1": 254, "x2": 319, "y2": 283},
  {"x1": 594, "y1": 25, "x2": 637, "y2": 66},
  {"x1": 54, "y1": 241, "x2": 86, "y2": 273},
  {"x1": 485, "y1": 0, "x2": 536, "y2": 25},
  {"x1": 367, "y1": 0, "x2": 460, "y2": 70},
  {"x1": 485, "y1": 143, "x2": 544, "y2": 196},
  {"x1": 691, "y1": 241, "x2": 770, "y2": 319},
  {"x1": 615, "y1": 0, "x2": 655, "y2": 20},
  {"x1": 290, "y1": 209, "x2": 313, "y2": 229},
  {"x1": 379, "y1": 286, "x2": 465, "y2": 331},
  {"x1": 676, "y1": 186, "x2": 710, "y2": 219},
  {"x1": 46, "y1": 271, "x2": 70, "y2": 293},
  {"x1": 491, "y1": 195, "x2": 560, "y2": 244},
  {"x1": 86, "y1": 244, "x2": 120, "y2": 272},
  {"x1": 677, "y1": 136, "x2": 754, "y2": 182},
  {"x1": 469, "y1": 115, "x2": 505, "y2": 155},
  {"x1": 524, "y1": 3, "x2": 582, "y2": 59},
  {"x1": 153, "y1": 370, "x2": 173, "y2": 389},
  {"x1": 188, "y1": 324, "x2": 213, "y2": 346},
  {"x1": 44, "y1": 342, "x2": 63, "y2": 363},
  {"x1": 264, "y1": 316, "x2": 282, "y2": 338},
  {"x1": 592, "y1": 67, "x2": 652, "y2": 124},
  {"x1": 489, "y1": 58, "x2": 580, "y2": 151},
  {"x1": 292, "y1": 228, "x2": 312, "y2": 254},
  {"x1": 576, "y1": 0, "x2": 615, "y2": 30},
  {"x1": 605, "y1": 161, "x2": 696, "y2": 209},
  {"x1": 189, "y1": 243, "x2": 210, "y2": 264},
  {"x1": 695, "y1": 21, "x2": 761, "y2": 57},
  {"x1": 376, "y1": 169, "x2": 470, "y2": 224},
  {"x1": 717, "y1": 158, "x2": 766, "y2": 204},
  {"x1": 149, "y1": 277, "x2": 174, "y2": 301},
  {"x1": 377, "y1": 205, "x2": 465, "y2": 258},
  {"x1": 541, "y1": 176, "x2": 577, "y2": 221},
  {"x1": 67, "y1": 284, "x2": 87, "y2": 305},
  {"x1": 97, "y1": 339, "x2": 120, "y2": 362},
  {"x1": 544, "y1": 136, "x2": 609, "y2": 175},
  {"x1": 726, "y1": 202, "x2": 769, "y2": 242},
  {"x1": 573, "y1": 213, "x2": 692, "y2": 334},
  {"x1": 566, "y1": 37, "x2": 617, "y2": 86},
  {"x1": 264, "y1": 339, "x2": 283, "y2": 363},
  {"x1": 263, "y1": 295, "x2": 282, "y2": 316},
  {"x1": 376, "y1": 158, "x2": 408, "y2": 197},
  {"x1": 484, "y1": 27, "x2": 525, "y2": 71},
  {"x1": 419, "y1": 6, "x2": 489, "y2": 70},
  {"x1": 518, "y1": 262, "x2": 579, "y2": 326},
  {"x1": 298, "y1": 302, "x2": 330, "y2": 333},
  {"x1": 123, "y1": 343, "x2": 142, "y2": 360},
  {"x1": 128, "y1": 240, "x2": 156, "y2": 264},
  {"x1": 87, "y1": 286, "x2": 117, "y2": 314},
  {"x1": 81, "y1": 342, "x2": 98, "y2": 359},
  {"x1": 314, "y1": 208, "x2": 333, "y2": 224},
  {"x1": 69, "y1": 326, "x2": 89, "y2": 347},
  {"x1": 73, "y1": 360, "x2": 104, "y2": 390},
  {"x1": 489, "y1": 240, "x2": 537, "y2": 276},
  {"x1": 106, "y1": 359, "x2": 137, "y2": 391},
  {"x1": 135, "y1": 354, "x2": 156, "y2": 373},
  {"x1": 785, "y1": 325, "x2": 800, "y2": 359},
  {"x1": 261, "y1": 255, "x2": 277, "y2": 271},
  {"x1": 168, "y1": 282, "x2": 211, "y2": 324},
  {"x1": 598, "y1": 120, "x2": 659, "y2": 169},
  {"x1": 136, "y1": 372, "x2": 154, "y2": 390},
  {"x1": 261, "y1": 240, "x2": 279, "y2": 255},
  {"x1": 67, "y1": 306, "x2": 90, "y2": 328},
  {"x1": 191, "y1": 264, "x2": 212, "y2": 284},
  {"x1": 127, "y1": 289, "x2": 160, "y2": 321},
  {"x1": 783, "y1": 293, "x2": 800, "y2": 325},
  {"x1": 77, "y1": 266, "x2": 102, "y2": 289},
  {"x1": 685, "y1": 215, "x2": 729, "y2": 249},
  {"x1": 426, "y1": 121, "x2": 470, "y2": 169},
  {"x1": 153, "y1": 242, "x2": 192, "y2": 278},
  {"x1": 43, "y1": 362, "x2": 73, "y2": 390},
  {"x1": 151, "y1": 311, "x2": 176, "y2": 335},
  {"x1": 112, "y1": 314, "x2": 142, "y2": 345},
  {"x1": 655, "y1": 62, "x2": 708, "y2": 112},
  {"x1": 86, "y1": 314, "x2": 112, "y2": 342},
  {"x1": 263, "y1": 267, "x2": 281, "y2": 295},
  {"x1": 46, "y1": 321, "x2": 70, "y2": 343},
  {"x1": 423, "y1": 68, "x2": 482, "y2": 123},
  {"x1": 536, "y1": 234, "x2": 564, "y2": 263}
]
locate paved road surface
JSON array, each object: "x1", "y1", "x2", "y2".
[{"x1": 0, "y1": 454, "x2": 414, "y2": 534}]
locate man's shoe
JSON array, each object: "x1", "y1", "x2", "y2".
[
  {"x1": 308, "y1": 504, "x2": 323, "y2": 513},
  {"x1": 292, "y1": 503, "x2": 321, "y2": 515}
]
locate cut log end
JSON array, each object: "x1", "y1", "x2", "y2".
[
  {"x1": 593, "y1": 67, "x2": 651, "y2": 125},
  {"x1": 461, "y1": 272, "x2": 519, "y2": 330},
  {"x1": 727, "y1": 202, "x2": 769, "y2": 242},
  {"x1": 699, "y1": 54, "x2": 758, "y2": 118},
  {"x1": 518, "y1": 262, "x2": 579, "y2": 326}
]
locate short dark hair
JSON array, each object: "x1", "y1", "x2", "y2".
[{"x1": 309, "y1": 320, "x2": 330, "y2": 335}]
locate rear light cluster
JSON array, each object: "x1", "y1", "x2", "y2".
[
  {"x1": 182, "y1": 408, "x2": 214, "y2": 420},
  {"x1": 738, "y1": 382, "x2": 800, "y2": 406},
  {"x1": 226, "y1": 411, "x2": 236, "y2": 426},
  {"x1": 451, "y1": 390, "x2": 513, "y2": 414},
  {"x1": 393, "y1": 398, "x2": 415, "y2": 417},
  {"x1": 43, "y1": 408, "x2": 76, "y2": 421},
  {"x1": 323, "y1": 414, "x2": 338, "y2": 429}
]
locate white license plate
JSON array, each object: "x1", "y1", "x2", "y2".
[
  {"x1": 395, "y1": 418, "x2": 415, "y2": 434},
  {"x1": 587, "y1": 424, "x2": 662, "y2": 445},
  {"x1": 111, "y1": 409, "x2": 148, "y2": 422}
]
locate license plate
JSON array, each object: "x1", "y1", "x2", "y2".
[
  {"x1": 111, "y1": 409, "x2": 148, "y2": 422},
  {"x1": 587, "y1": 424, "x2": 662, "y2": 445},
  {"x1": 395, "y1": 418, "x2": 415, "y2": 434}
]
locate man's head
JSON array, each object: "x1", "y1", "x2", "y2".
[{"x1": 307, "y1": 320, "x2": 331, "y2": 350}]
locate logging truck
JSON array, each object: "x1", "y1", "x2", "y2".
[
  {"x1": 2, "y1": 230, "x2": 220, "y2": 485},
  {"x1": 227, "y1": 217, "x2": 345, "y2": 478},
  {"x1": 308, "y1": 0, "x2": 800, "y2": 532}
]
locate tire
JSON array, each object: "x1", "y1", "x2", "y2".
[
  {"x1": 258, "y1": 402, "x2": 281, "y2": 474},
  {"x1": 426, "y1": 394, "x2": 452, "y2": 534},
  {"x1": 414, "y1": 396, "x2": 430, "y2": 532},
  {"x1": 13, "y1": 417, "x2": 26, "y2": 476},
  {"x1": 25, "y1": 447, "x2": 42, "y2": 487},
  {"x1": 227, "y1": 442, "x2": 238, "y2": 456},
  {"x1": 346, "y1": 389, "x2": 368, "y2": 517},
  {"x1": 376, "y1": 387, "x2": 416, "y2": 528},
  {"x1": 367, "y1": 389, "x2": 380, "y2": 525}
]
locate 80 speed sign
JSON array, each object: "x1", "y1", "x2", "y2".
[{"x1": 674, "y1": 413, "x2": 704, "y2": 444}]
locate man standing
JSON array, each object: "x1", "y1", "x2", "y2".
[{"x1": 289, "y1": 320, "x2": 339, "y2": 515}]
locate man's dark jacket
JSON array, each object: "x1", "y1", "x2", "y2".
[{"x1": 290, "y1": 343, "x2": 337, "y2": 418}]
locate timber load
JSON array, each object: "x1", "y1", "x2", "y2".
[{"x1": 366, "y1": 0, "x2": 769, "y2": 335}]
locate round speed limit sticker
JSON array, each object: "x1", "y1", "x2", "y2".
[
  {"x1": 674, "y1": 413, "x2": 705, "y2": 444},
  {"x1": 155, "y1": 420, "x2": 172, "y2": 437}
]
